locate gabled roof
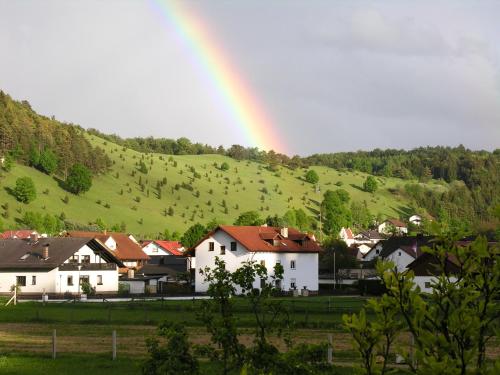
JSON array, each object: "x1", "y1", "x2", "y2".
[
  {"x1": 191, "y1": 225, "x2": 322, "y2": 254},
  {"x1": 67, "y1": 231, "x2": 149, "y2": 261},
  {"x1": 341, "y1": 227, "x2": 354, "y2": 240},
  {"x1": 407, "y1": 252, "x2": 460, "y2": 277},
  {"x1": 0, "y1": 237, "x2": 123, "y2": 270},
  {"x1": 150, "y1": 240, "x2": 184, "y2": 256},
  {"x1": 357, "y1": 230, "x2": 386, "y2": 241},
  {"x1": 1, "y1": 230, "x2": 38, "y2": 239},
  {"x1": 363, "y1": 235, "x2": 435, "y2": 260}
]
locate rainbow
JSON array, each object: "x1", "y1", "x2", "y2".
[{"x1": 149, "y1": 0, "x2": 287, "y2": 153}]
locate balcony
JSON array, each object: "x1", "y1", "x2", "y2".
[{"x1": 59, "y1": 263, "x2": 117, "y2": 271}]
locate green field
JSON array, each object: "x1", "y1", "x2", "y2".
[{"x1": 0, "y1": 133, "x2": 445, "y2": 237}]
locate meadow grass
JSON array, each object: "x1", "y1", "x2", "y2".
[{"x1": 0, "y1": 133, "x2": 446, "y2": 237}]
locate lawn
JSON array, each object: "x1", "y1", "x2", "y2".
[{"x1": 0, "y1": 132, "x2": 446, "y2": 237}]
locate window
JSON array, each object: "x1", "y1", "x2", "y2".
[
  {"x1": 260, "y1": 260, "x2": 266, "y2": 267},
  {"x1": 424, "y1": 282, "x2": 431, "y2": 288},
  {"x1": 69, "y1": 255, "x2": 78, "y2": 263},
  {"x1": 97, "y1": 275, "x2": 103, "y2": 285},
  {"x1": 152, "y1": 246, "x2": 158, "y2": 253},
  {"x1": 230, "y1": 242, "x2": 237, "y2": 251},
  {"x1": 275, "y1": 279, "x2": 282, "y2": 289},
  {"x1": 290, "y1": 260, "x2": 296, "y2": 269},
  {"x1": 220, "y1": 245, "x2": 226, "y2": 255},
  {"x1": 67, "y1": 276, "x2": 73, "y2": 286},
  {"x1": 376, "y1": 249, "x2": 379, "y2": 254},
  {"x1": 398, "y1": 251, "x2": 401, "y2": 256},
  {"x1": 208, "y1": 242, "x2": 215, "y2": 251},
  {"x1": 290, "y1": 278, "x2": 296, "y2": 289},
  {"x1": 81, "y1": 255, "x2": 90, "y2": 264},
  {"x1": 16, "y1": 276, "x2": 26, "y2": 287},
  {"x1": 31, "y1": 276, "x2": 36, "y2": 285},
  {"x1": 260, "y1": 278, "x2": 266, "y2": 289}
]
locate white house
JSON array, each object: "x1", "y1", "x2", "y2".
[
  {"x1": 67, "y1": 231, "x2": 149, "y2": 273},
  {"x1": 409, "y1": 215, "x2": 422, "y2": 226},
  {"x1": 362, "y1": 235, "x2": 435, "y2": 272},
  {"x1": 378, "y1": 219, "x2": 408, "y2": 235},
  {"x1": 407, "y1": 252, "x2": 459, "y2": 293},
  {"x1": 339, "y1": 227, "x2": 355, "y2": 246},
  {"x1": 142, "y1": 240, "x2": 184, "y2": 257},
  {"x1": 0, "y1": 236, "x2": 123, "y2": 295},
  {"x1": 192, "y1": 226, "x2": 322, "y2": 293}
]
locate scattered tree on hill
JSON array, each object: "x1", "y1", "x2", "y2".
[
  {"x1": 66, "y1": 164, "x2": 92, "y2": 194},
  {"x1": 38, "y1": 149, "x2": 58, "y2": 175},
  {"x1": 305, "y1": 169, "x2": 319, "y2": 184},
  {"x1": 220, "y1": 162, "x2": 229, "y2": 171},
  {"x1": 13, "y1": 177, "x2": 37, "y2": 203},
  {"x1": 180, "y1": 223, "x2": 207, "y2": 249},
  {"x1": 363, "y1": 176, "x2": 378, "y2": 193},
  {"x1": 234, "y1": 211, "x2": 264, "y2": 226},
  {"x1": 138, "y1": 160, "x2": 148, "y2": 174}
]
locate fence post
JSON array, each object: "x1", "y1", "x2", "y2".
[
  {"x1": 52, "y1": 329, "x2": 57, "y2": 359},
  {"x1": 112, "y1": 330, "x2": 117, "y2": 360},
  {"x1": 327, "y1": 334, "x2": 333, "y2": 364}
]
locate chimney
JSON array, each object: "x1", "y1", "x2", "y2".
[
  {"x1": 42, "y1": 244, "x2": 49, "y2": 259},
  {"x1": 280, "y1": 227, "x2": 288, "y2": 238},
  {"x1": 30, "y1": 232, "x2": 39, "y2": 243}
]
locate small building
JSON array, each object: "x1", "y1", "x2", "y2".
[
  {"x1": 339, "y1": 227, "x2": 355, "y2": 246},
  {"x1": 378, "y1": 219, "x2": 408, "y2": 235},
  {"x1": 409, "y1": 214, "x2": 422, "y2": 226},
  {"x1": 0, "y1": 236, "x2": 123, "y2": 296},
  {"x1": 142, "y1": 240, "x2": 184, "y2": 257},
  {"x1": 191, "y1": 226, "x2": 322, "y2": 294},
  {"x1": 119, "y1": 275, "x2": 162, "y2": 294}
]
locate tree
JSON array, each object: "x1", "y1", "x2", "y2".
[
  {"x1": 319, "y1": 238, "x2": 357, "y2": 275},
  {"x1": 198, "y1": 257, "x2": 243, "y2": 374},
  {"x1": 138, "y1": 160, "x2": 148, "y2": 174},
  {"x1": 66, "y1": 163, "x2": 92, "y2": 194},
  {"x1": 180, "y1": 223, "x2": 207, "y2": 249},
  {"x1": 344, "y1": 236, "x2": 500, "y2": 375},
  {"x1": 321, "y1": 189, "x2": 352, "y2": 235},
  {"x1": 143, "y1": 322, "x2": 199, "y2": 375},
  {"x1": 13, "y1": 177, "x2": 37, "y2": 203},
  {"x1": 220, "y1": 162, "x2": 229, "y2": 171},
  {"x1": 234, "y1": 211, "x2": 264, "y2": 226},
  {"x1": 363, "y1": 176, "x2": 378, "y2": 193},
  {"x1": 38, "y1": 149, "x2": 58, "y2": 175},
  {"x1": 351, "y1": 200, "x2": 373, "y2": 229},
  {"x1": 305, "y1": 169, "x2": 319, "y2": 184}
]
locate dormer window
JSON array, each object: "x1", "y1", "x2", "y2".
[{"x1": 19, "y1": 253, "x2": 30, "y2": 261}]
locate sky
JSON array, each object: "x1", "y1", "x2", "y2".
[{"x1": 0, "y1": 0, "x2": 499, "y2": 155}]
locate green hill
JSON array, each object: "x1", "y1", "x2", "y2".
[{"x1": 0, "y1": 133, "x2": 446, "y2": 238}]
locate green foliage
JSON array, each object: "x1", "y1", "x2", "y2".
[
  {"x1": 220, "y1": 162, "x2": 230, "y2": 171},
  {"x1": 38, "y1": 149, "x2": 58, "y2": 175},
  {"x1": 138, "y1": 160, "x2": 148, "y2": 174},
  {"x1": 180, "y1": 223, "x2": 207, "y2": 249},
  {"x1": 321, "y1": 189, "x2": 351, "y2": 235},
  {"x1": 344, "y1": 236, "x2": 500, "y2": 374},
  {"x1": 21, "y1": 211, "x2": 63, "y2": 235},
  {"x1": 319, "y1": 238, "x2": 357, "y2": 275},
  {"x1": 363, "y1": 176, "x2": 378, "y2": 193},
  {"x1": 13, "y1": 176, "x2": 37, "y2": 203},
  {"x1": 351, "y1": 200, "x2": 373, "y2": 229},
  {"x1": 143, "y1": 322, "x2": 199, "y2": 375},
  {"x1": 305, "y1": 169, "x2": 319, "y2": 184},
  {"x1": 80, "y1": 281, "x2": 94, "y2": 295},
  {"x1": 66, "y1": 164, "x2": 92, "y2": 194},
  {"x1": 234, "y1": 211, "x2": 264, "y2": 226}
]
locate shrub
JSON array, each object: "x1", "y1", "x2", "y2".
[
  {"x1": 66, "y1": 164, "x2": 92, "y2": 195},
  {"x1": 13, "y1": 177, "x2": 37, "y2": 203},
  {"x1": 305, "y1": 170, "x2": 319, "y2": 184}
]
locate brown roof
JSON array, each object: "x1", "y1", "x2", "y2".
[
  {"x1": 67, "y1": 231, "x2": 149, "y2": 261},
  {"x1": 192, "y1": 226, "x2": 322, "y2": 253},
  {"x1": 0, "y1": 237, "x2": 123, "y2": 270},
  {"x1": 1, "y1": 230, "x2": 38, "y2": 239},
  {"x1": 386, "y1": 219, "x2": 407, "y2": 228}
]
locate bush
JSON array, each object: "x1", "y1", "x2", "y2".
[
  {"x1": 305, "y1": 170, "x2": 319, "y2": 184},
  {"x1": 13, "y1": 177, "x2": 37, "y2": 203},
  {"x1": 66, "y1": 164, "x2": 92, "y2": 194}
]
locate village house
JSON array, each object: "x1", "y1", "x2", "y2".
[
  {"x1": 408, "y1": 214, "x2": 422, "y2": 226},
  {"x1": 1, "y1": 230, "x2": 41, "y2": 240},
  {"x1": 191, "y1": 225, "x2": 322, "y2": 294},
  {"x1": 0, "y1": 235, "x2": 123, "y2": 296},
  {"x1": 67, "y1": 231, "x2": 149, "y2": 274},
  {"x1": 142, "y1": 240, "x2": 184, "y2": 257},
  {"x1": 406, "y1": 252, "x2": 460, "y2": 293},
  {"x1": 363, "y1": 235, "x2": 435, "y2": 272},
  {"x1": 378, "y1": 219, "x2": 408, "y2": 235}
]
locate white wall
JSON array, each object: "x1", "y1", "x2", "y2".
[
  {"x1": 142, "y1": 242, "x2": 169, "y2": 256},
  {"x1": 194, "y1": 230, "x2": 319, "y2": 293},
  {"x1": 0, "y1": 269, "x2": 57, "y2": 294},
  {"x1": 385, "y1": 250, "x2": 416, "y2": 272}
]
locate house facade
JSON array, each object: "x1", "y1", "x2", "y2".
[
  {"x1": 67, "y1": 231, "x2": 149, "y2": 273},
  {"x1": 192, "y1": 226, "x2": 321, "y2": 293},
  {"x1": 142, "y1": 240, "x2": 184, "y2": 257},
  {"x1": 378, "y1": 219, "x2": 408, "y2": 235},
  {"x1": 0, "y1": 237, "x2": 123, "y2": 295}
]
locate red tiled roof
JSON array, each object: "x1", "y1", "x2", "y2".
[
  {"x1": 193, "y1": 226, "x2": 322, "y2": 253},
  {"x1": 344, "y1": 228, "x2": 354, "y2": 239},
  {"x1": 153, "y1": 240, "x2": 184, "y2": 256},
  {"x1": 67, "y1": 231, "x2": 149, "y2": 261},
  {"x1": 1, "y1": 230, "x2": 38, "y2": 239}
]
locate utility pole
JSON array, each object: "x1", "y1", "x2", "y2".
[{"x1": 333, "y1": 251, "x2": 336, "y2": 290}]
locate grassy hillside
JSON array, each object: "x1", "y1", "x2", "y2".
[{"x1": 0, "y1": 134, "x2": 445, "y2": 238}]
